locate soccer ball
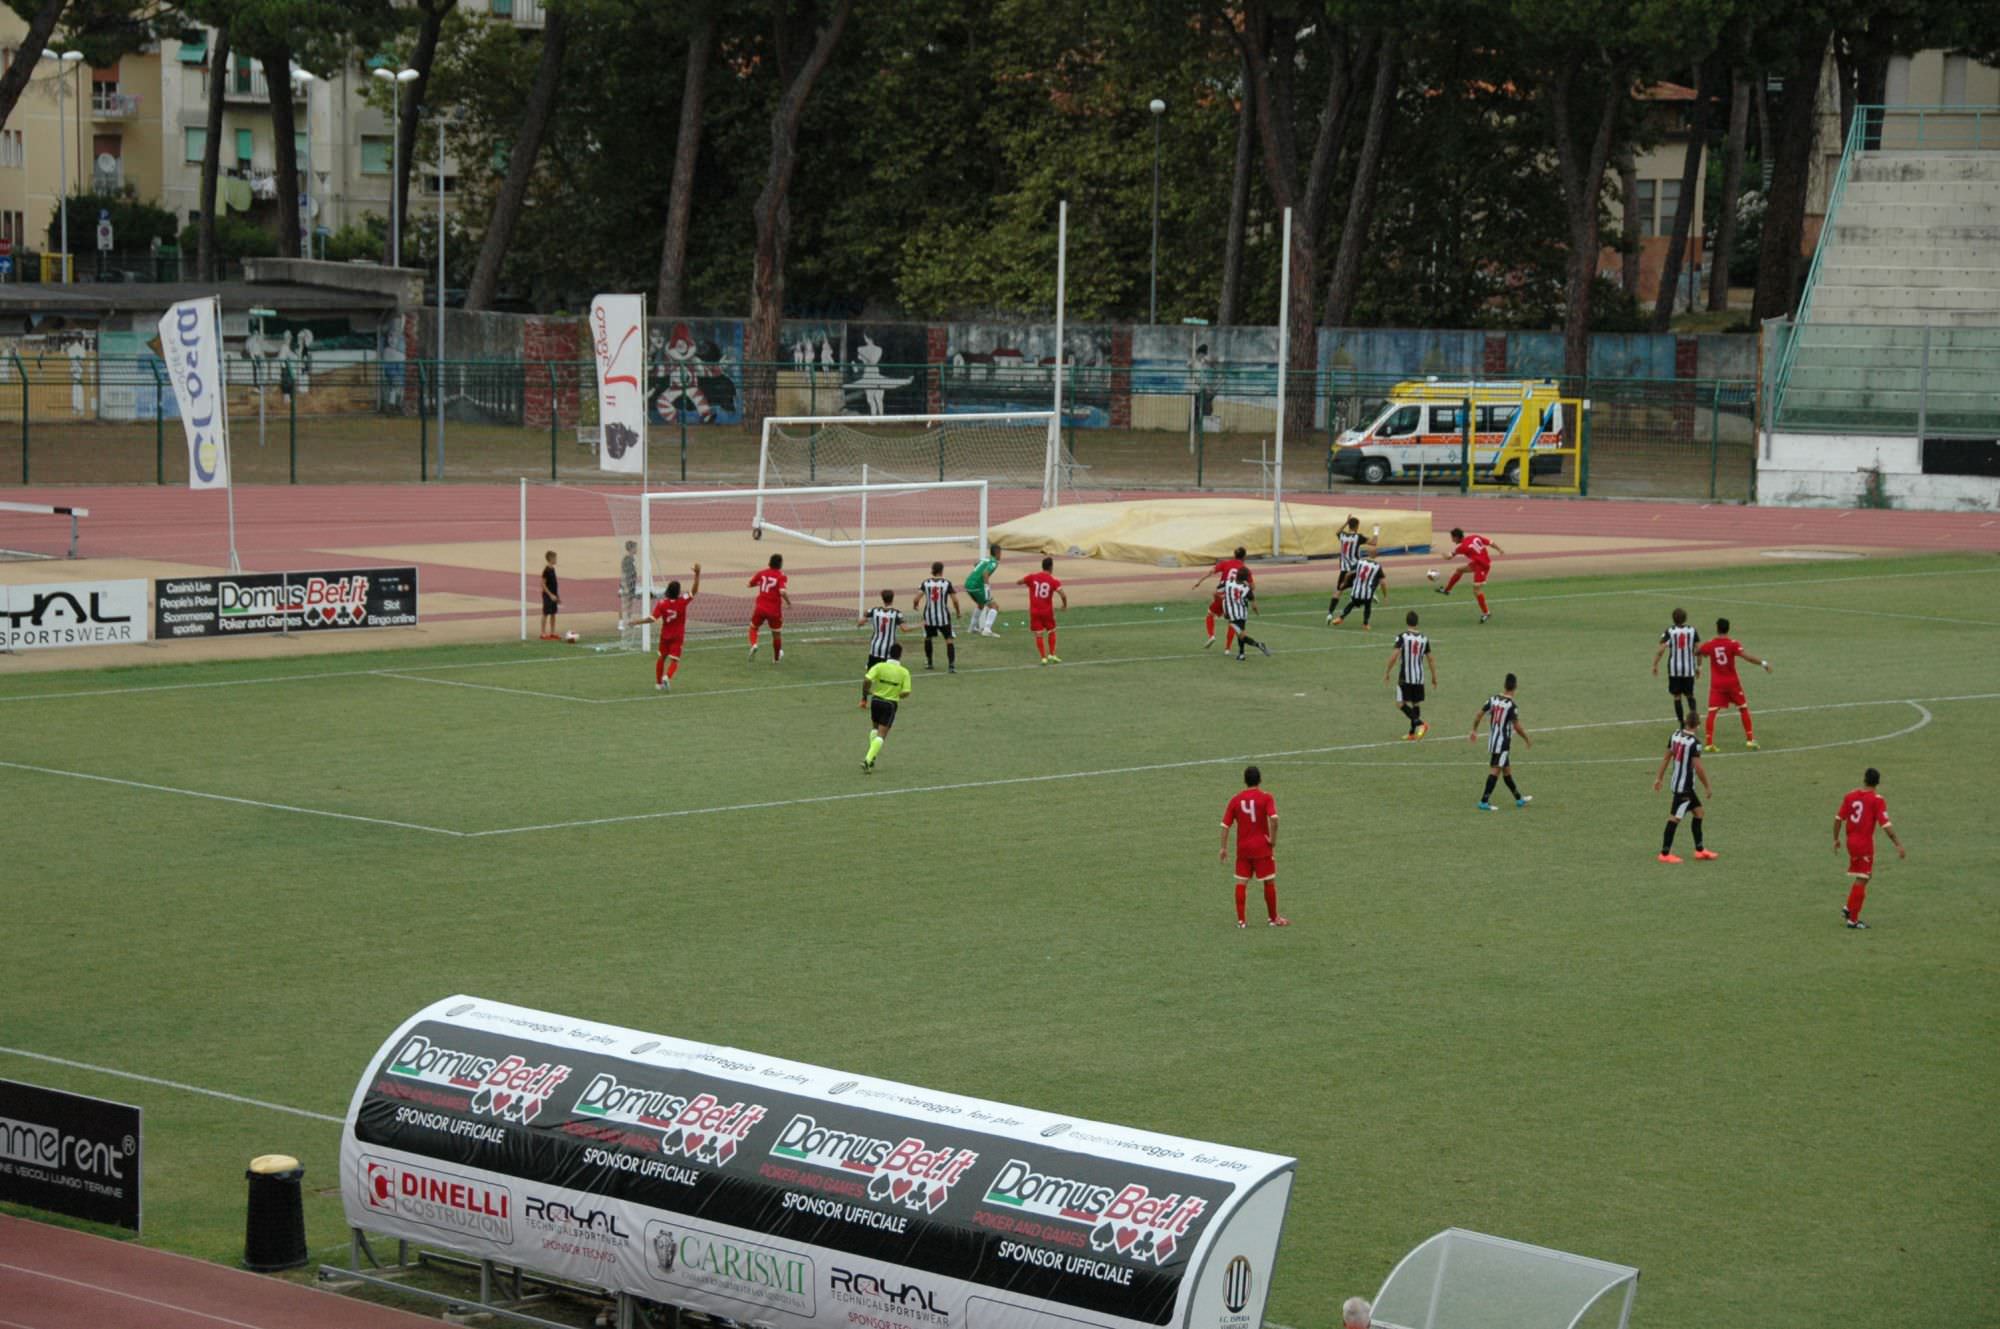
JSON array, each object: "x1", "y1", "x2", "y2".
[
  {"x1": 563, "y1": 631, "x2": 580, "y2": 643},
  {"x1": 1426, "y1": 568, "x2": 1439, "y2": 581}
]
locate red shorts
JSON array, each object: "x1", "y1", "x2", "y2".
[
  {"x1": 658, "y1": 636, "x2": 685, "y2": 658},
  {"x1": 1030, "y1": 613, "x2": 1056, "y2": 631},
  {"x1": 1208, "y1": 594, "x2": 1224, "y2": 615},
  {"x1": 751, "y1": 608, "x2": 782, "y2": 630},
  {"x1": 1846, "y1": 845, "x2": 1875, "y2": 879},
  {"x1": 1234, "y1": 854, "x2": 1276, "y2": 881},
  {"x1": 1467, "y1": 562, "x2": 1491, "y2": 584},
  {"x1": 1708, "y1": 681, "x2": 1746, "y2": 709}
]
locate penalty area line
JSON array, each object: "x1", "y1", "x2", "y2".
[
  {"x1": 0, "y1": 759, "x2": 465, "y2": 837},
  {"x1": 0, "y1": 1046, "x2": 342, "y2": 1124}
]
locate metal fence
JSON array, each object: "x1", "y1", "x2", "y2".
[{"x1": 0, "y1": 357, "x2": 1757, "y2": 500}]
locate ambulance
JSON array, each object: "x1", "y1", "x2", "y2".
[{"x1": 1329, "y1": 379, "x2": 1567, "y2": 485}]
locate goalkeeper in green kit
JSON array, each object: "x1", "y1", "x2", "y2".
[{"x1": 964, "y1": 543, "x2": 1001, "y2": 637}]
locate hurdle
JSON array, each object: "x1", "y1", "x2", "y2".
[{"x1": 0, "y1": 501, "x2": 90, "y2": 559}]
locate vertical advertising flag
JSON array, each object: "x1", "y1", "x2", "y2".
[
  {"x1": 590, "y1": 294, "x2": 647, "y2": 475},
  {"x1": 158, "y1": 297, "x2": 230, "y2": 490}
]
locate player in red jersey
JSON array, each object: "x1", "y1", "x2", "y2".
[
  {"x1": 746, "y1": 554, "x2": 791, "y2": 663},
  {"x1": 1701, "y1": 617, "x2": 1772, "y2": 750},
  {"x1": 1436, "y1": 527, "x2": 1503, "y2": 622},
  {"x1": 1220, "y1": 765, "x2": 1288, "y2": 928},
  {"x1": 1835, "y1": 767, "x2": 1905, "y2": 929},
  {"x1": 1019, "y1": 556, "x2": 1068, "y2": 663},
  {"x1": 641, "y1": 563, "x2": 701, "y2": 691},
  {"x1": 1192, "y1": 545, "x2": 1252, "y2": 650}
]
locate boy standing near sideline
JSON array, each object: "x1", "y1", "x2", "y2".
[{"x1": 539, "y1": 550, "x2": 561, "y2": 640}]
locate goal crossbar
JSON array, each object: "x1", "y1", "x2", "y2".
[{"x1": 754, "y1": 411, "x2": 1062, "y2": 525}]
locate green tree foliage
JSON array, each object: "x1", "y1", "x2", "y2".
[{"x1": 47, "y1": 190, "x2": 175, "y2": 253}]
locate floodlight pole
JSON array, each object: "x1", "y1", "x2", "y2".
[
  {"x1": 1148, "y1": 99, "x2": 1165, "y2": 325},
  {"x1": 436, "y1": 110, "x2": 446, "y2": 478},
  {"x1": 1048, "y1": 199, "x2": 1067, "y2": 510},
  {"x1": 1272, "y1": 206, "x2": 1290, "y2": 557}
]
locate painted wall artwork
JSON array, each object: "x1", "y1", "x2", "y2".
[
  {"x1": 942, "y1": 323, "x2": 1112, "y2": 427},
  {"x1": 842, "y1": 323, "x2": 929, "y2": 418},
  {"x1": 650, "y1": 317, "x2": 743, "y2": 426}
]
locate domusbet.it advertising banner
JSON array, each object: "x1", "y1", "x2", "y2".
[
  {"x1": 591, "y1": 294, "x2": 647, "y2": 474},
  {"x1": 154, "y1": 568, "x2": 418, "y2": 639},
  {"x1": 0, "y1": 1079, "x2": 143, "y2": 1231},
  {"x1": 0, "y1": 580, "x2": 148, "y2": 651},
  {"x1": 339, "y1": 997, "x2": 1295, "y2": 1329}
]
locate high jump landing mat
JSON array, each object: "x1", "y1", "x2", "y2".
[{"x1": 991, "y1": 498, "x2": 1434, "y2": 567}]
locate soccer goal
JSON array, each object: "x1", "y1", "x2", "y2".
[
  {"x1": 755, "y1": 412, "x2": 1067, "y2": 521},
  {"x1": 520, "y1": 478, "x2": 989, "y2": 651}
]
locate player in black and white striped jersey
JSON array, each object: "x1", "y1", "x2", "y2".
[
  {"x1": 1220, "y1": 573, "x2": 1271, "y2": 661},
  {"x1": 1469, "y1": 673, "x2": 1532, "y2": 810},
  {"x1": 1652, "y1": 714, "x2": 1715, "y2": 862},
  {"x1": 860, "y1": 589, "x2": 903, "y2": 668},
  {"x1": 1329, "y1": 557, "x2": 1386, "y2": 628},
  {"x1": 913, "y1": 561, "x2": 961, "y2": 673},
  {"x1": 1383, "y1": 610, "x2": 1436, "y2": 739},
  {"x1": 1650, "y1": 607, "x2": 1703, "y2": 725},
  {"x1": 1330, "y1": 515, "x2": 1374, "y2": 608}
]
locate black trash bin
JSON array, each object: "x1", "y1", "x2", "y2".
[{"x1": 243, "y1": 1153, "x2": 308, "y2": 1271}]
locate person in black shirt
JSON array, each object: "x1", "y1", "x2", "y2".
[{"x1": 539, "y1": 550, "x2": 561, "y2": 640}]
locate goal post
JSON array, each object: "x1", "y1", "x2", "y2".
[{"x1": 754, "y1": 411, "x2": 1063, "y2": 534}]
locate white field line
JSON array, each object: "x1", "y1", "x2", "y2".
[
  {"x1": 0, "y1": 759, "x2": 463, "y2": 837},
  {"x1": 370, "y1": 670, "x2": 596, "y2": 703},
  {"x1": 1699, "y1": 595, "x2": 2000, "y2": 628},
  {"x1": 0, "y1": 563, "x2": 1994, "y2": 707},
  {"x1": 463, "y1": 693, "x2": 1994, "y2": 838},
  {"x1": 0, "y1": 1046, "x2": 343, "y2": 1123}
]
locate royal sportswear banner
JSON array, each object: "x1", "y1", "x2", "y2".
[
  {"x1": 0, "y1": 1079, "x2": 143, "y2": 1231},
  {"x1": 158, "y1": 296, "x2": 230, "y2": 489},
  {"x1": 340, "y1": 997, "x2": 1295, "y2": 1329},
  {"x1": 154, "y1": 567, "x2": 418, "y2": 639},
  {"x1": 590, "y1": 294, "x2": 647, "y2": 474},
  {"x1": 0, "y1": 580, "x2": 148, "y2": 651}
]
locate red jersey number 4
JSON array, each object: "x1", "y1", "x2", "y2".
[{"x1": 1224, "y1": 790, "x2": 1276, "y2": 851}]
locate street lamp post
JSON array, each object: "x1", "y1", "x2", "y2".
[
  {"x1": 40, "y1": 49, "x2": 83, "y2": 284},
  {"x1": 291, "y1": 68, "x2": 316, "y2": 258},
  {"x1": 371, "y1": 67, "x2": 419, "y2": 266},
  {"x1": 1148, "y1": 98, "x2": 1165, "y2": 325},
  {"x1": 436, "y1": 109, "x2": 446, "y2": 477}
]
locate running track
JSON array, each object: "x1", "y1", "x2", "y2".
[{"x1": 0, "y1": 1215, "x2": 436, "y2": 1328}]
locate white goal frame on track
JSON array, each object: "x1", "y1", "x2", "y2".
[
  {"x1": 632, "y1": 478, "x2": 989, "y2": 650},
  {"x1": 753, "y1": 411, "x2": 1062, "y2": 531}
]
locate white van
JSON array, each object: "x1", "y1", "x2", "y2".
[{"x1": 1329, "y1": 380, "x2": 1567, "y2": 485}]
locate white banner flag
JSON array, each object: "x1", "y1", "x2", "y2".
[
  {"x1": 158, "y1": 297, "x2": 230, "y2": 490},
  {"x1": 590, "y1": 294, "x2": 647, "y2": 475}
]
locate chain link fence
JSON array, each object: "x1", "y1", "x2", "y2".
[{"x1": 0, "y1": 357, "x2": 1756, "y2": 499}]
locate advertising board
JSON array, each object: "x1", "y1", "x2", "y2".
[
  {"x1": 341, "y1": 998, "x2": 1293, "y2": 1329},
  {"x1": 0, "y1": 1079, "x2": 143, "y2": 1231},
  {"x1": 154, "y1": 567, "x2": 418, "y2": 639},
  {"x1": 0, "y1": 580, "x2": 148, "y2": 651}
]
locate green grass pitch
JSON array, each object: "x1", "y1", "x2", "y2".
[{"x1": 3, "y1": 553, "x2": 1995, "y2": 1327}]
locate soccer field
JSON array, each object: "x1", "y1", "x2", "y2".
[{"x1": 3, "y1": 553, "x2": 1996, "y2": 1328}]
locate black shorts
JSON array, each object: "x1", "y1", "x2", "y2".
[
  {"x1": 1397, "y1": 682, "x2": 1425, "y2": 705},
  {"x1": 866, "y1": 654, "x2": 887, "y2": 670},
  {"x1": 924, "y1": 623, "x2": 953, "y2": 640},
  {"x1": 541, "y1": 594, "x2": 558, "y2": 615},
  {"x1": 1668, "y1": 675, "x2": 1695, "y2": 698},
  {"x1": 1337, "y1": 568, "x2": 1355, "y2": 589},
  {"x1": 1489, "y1": 741, "x2": 1511, "y2": 769},
  {"x1": 869, "y1": 698, "x2": 899, "y2": 728},
  {"x1": 1669, "y1": 789, "x2": 1702, "y2": 818}
]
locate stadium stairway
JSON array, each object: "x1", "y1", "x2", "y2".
[{"x1": 1777, "y1": 146, "x2": 2000, "y2": 436}]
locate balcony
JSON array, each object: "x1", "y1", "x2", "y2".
[
  {"x1": 92, "y1": 164, "x2": 124, "y2": 194},
  {"x1": 223, "y1": 70, "x2": 308, "y2": 105},
  {"x1": 91, "y1": 90, "x2": 141, "y2": 120}
]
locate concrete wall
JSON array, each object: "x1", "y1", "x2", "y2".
[{"x1": 1757, "y1": 431, "x2": 2000, "y2": 509}]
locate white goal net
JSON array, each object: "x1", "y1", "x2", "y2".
[{"x1": 756, "y1": 412, "x2": 1067, "y2": 515}]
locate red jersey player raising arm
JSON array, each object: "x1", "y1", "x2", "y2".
[
  {"x1": 1019, "y1": 556, "x2": 1068, "y2": 664},
  {"x1": 1436, "y1": 527, "x2": 1503, "y2": 622},
  {"x1": 1220, "y1": 765, "x2": 1289, "y2": 928},
  {"x1": 643, "y1": 563, "x2": 701, "y2": 692},
  {"x1": 746, "y1": 554, "x2": 791, "y2": 663},
  {"x1": 1835, "y1": 767, "x2": 1905, "y2": 930},
  {"x1": 1702, "y1": 616, "x2": 1772, "y2": 750},
  {"x1": 1192, "y1": 544, "x2": 1251, "y2": 650}
]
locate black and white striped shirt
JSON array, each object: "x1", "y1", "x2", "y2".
[
  {"x1": 1393, "y1": 630, "x2": 1429, "y2": 685},
  {"x1": 1221, "y1": 577, "x2": 1253, "y2": 622},
  {"x1": 1666, "y1": 729, "x2": 1701, "y2": 793},
  {"x1": 1660, "y1": 624, "x2": 1701, "y2": 678},
  {"x1": 918, "y1": 577, "x2": 955, "y2": 628},
  {"x1": 1349, "y1": 559, "x2": 1383, "y2": 600},
  {"x1": 866, "y1": 606, "x2": 903, "y2": 657},
  {"x1": 1338, "y1": 530, "x2": 1365, "y2": 572},
  {"x1": 1484, "y1": 694, "x2": 1519, "y2": 756}
]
